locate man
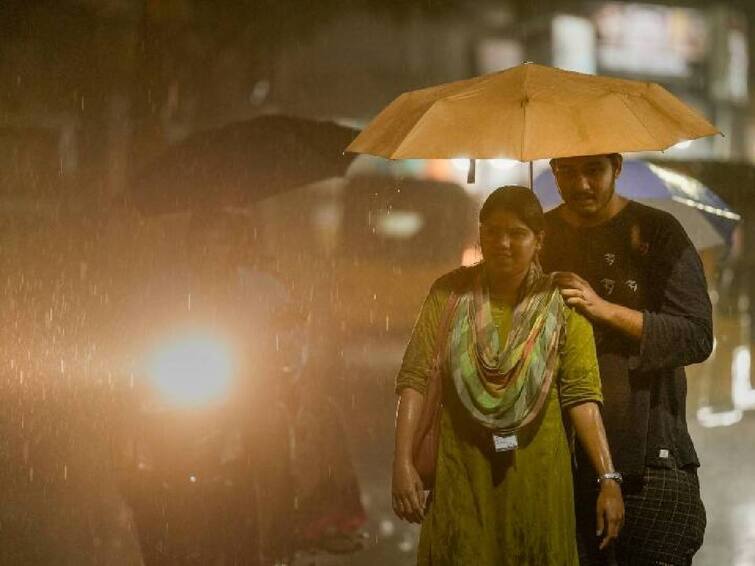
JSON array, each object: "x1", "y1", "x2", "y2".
[{"x1": 541, "y1": 153, "x2": 711, "y2": 566}]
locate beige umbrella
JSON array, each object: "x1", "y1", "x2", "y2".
[{"x1": 347, "y1": 63, "x2": 719, "y2": 182}]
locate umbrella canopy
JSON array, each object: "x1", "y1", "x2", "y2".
[
  {"x1": 534, "y1": 160, "x2": 740, "y2": 250},
  {"x1": 131, "y1": 114, "x2": 360, "y2": 215},
  {"x1": 347, "y1": 63, "x2": 719, "y2": 162}
]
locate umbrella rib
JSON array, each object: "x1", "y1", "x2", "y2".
[
  {"x1": 391, "y1": 116, "x2": 425, "y2": 158},
  {"x1": 391, "y1": 98, "x2": 449, "y2": 158},
  {"x1": 520, "y1": 66, "x2": 531, "y2": 161},
  {"x1": 615, "y1": 91, "x2": 662, "y2": 148}
]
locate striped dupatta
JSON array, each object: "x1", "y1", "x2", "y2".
[{"x1": 448, "y1": 263, "x2": 565, "y2": 433}]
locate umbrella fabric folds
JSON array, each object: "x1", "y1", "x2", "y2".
[
  {"x1": 533, "y1": 160, "x2": 740, "y2": 250},
  {"x1": 131, "y1": 114, "x2": 359, "y2": 215},
  {"x1": 347, "y1": 63, "x2": 719, "y2": 163}
]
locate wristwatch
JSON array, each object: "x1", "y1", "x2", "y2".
[{"x1": 597, "y1": 472, "x2": 623, "y2": 485}]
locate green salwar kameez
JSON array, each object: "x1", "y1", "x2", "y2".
[{"x1": 397, "y1": 270, "x2": 603, "y2": 566}]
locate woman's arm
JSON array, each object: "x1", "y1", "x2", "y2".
[
  {"x1": 568, "y1": 401, "x2": 625, "y2": 550},
  {"x1": 392, "y1": 277, "x2": 453, "y2": 523},
  {"x1": 392, "y1": 388, "x2": 426, "y2": 524}
]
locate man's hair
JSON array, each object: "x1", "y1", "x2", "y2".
[
  {"x1": 606, "y1": 153, "x2": 622, "y2": 171},
  {"x1": 479, "y1": 185, "x2": 545, "y2": 233},
  {"x1": 549, "y1": 153, "x2": 622, "y2": 171}
]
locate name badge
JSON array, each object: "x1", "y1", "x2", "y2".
[{"x1": 493, "y1": 433, "x2": 518, "y2": 453}]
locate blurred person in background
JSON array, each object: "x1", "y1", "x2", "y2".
[
  {"x1": 188, "y1": 208, "x2": 367, "y2": 554},
  {"x1": 118, "y1": 207, "x2": 365, "y2": 563},
  {"x1": 392, "y1": 186, "x2": 623, "y2": 565},
  {"x1": 543, "y1": 153, "x2": 711, "y2": 565}
]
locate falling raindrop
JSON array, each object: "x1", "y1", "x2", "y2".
[
  {"x1": 379, "y1": 519, "x2": 395, "y2": 537},
  {"x1": 398, "y1": 538, "x2": 414, "y2": 553}
]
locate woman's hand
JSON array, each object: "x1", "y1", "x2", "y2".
[
  {"x1": 392, "y1": 458, "x2": 426, "y2": 523},
  {"x1": 596, "y1": 480, "x2": 624, "y2": 550},
  {"x1": 567, "y1": 401, "x2": 625, "y2": 550}
]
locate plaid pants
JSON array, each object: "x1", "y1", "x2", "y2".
[{"x1": 575, "y1": 465, "x2": 706, "y2": 566}]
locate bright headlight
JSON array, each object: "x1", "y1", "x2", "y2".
[{"x1": 145, "y1": 332, "x2": 235, "y2": 408}]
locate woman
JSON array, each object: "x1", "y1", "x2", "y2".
[{"x1": 393, "y1": 186, "x2": 624, "y2": 565}]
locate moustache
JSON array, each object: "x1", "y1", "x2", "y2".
[{"x1": 570, "y1": 192, "x2": 596, "y2": 200}]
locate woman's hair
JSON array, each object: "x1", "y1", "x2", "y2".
[{"x1": 479, "y1": 185, "x2": 545, "y2": 233}]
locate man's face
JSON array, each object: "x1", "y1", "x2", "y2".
[{"x1": 550, "y1": 155, "x2": 620, "y2": 220}]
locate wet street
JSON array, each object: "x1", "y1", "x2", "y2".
[
  {"x1": 690, "y1": 414, "x2": 755, "y2": 566},
  {"x1": 317, "y1": 348, "x2": 421, "y2": 566}
]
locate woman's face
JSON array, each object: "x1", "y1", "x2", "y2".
[{"x1": 479, "y1": 209, "x2": 543, "y2": 279}]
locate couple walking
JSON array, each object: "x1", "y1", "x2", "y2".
[{"x1": 393, "y1": 153, "x2": 710, "y2": 566}]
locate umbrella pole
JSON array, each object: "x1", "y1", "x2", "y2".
[{"x1": 529, "y1": 161, "x2": 533, "y2": 189}]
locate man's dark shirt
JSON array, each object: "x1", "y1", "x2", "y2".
[{"x1": 542, "y1": 201, "x2": 713, "y2": 476}]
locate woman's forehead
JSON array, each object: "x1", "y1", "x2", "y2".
[{"x1": 480, "y1": 209, "x2": 528, "y2": 227}]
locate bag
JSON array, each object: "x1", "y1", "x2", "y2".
[{"x1": 412, "y1": 292, "x2": 458, "y2": 487}]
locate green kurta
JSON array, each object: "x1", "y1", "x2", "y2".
[{"x1": 396, "y1": 270, "x2": 603, "y2": 566}]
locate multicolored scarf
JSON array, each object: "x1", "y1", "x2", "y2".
[{"x1": 448, "y1": 263, "x2": 565, "y2": 433}]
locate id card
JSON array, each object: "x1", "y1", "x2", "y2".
[{"x1": 493, "y1": 433, "x2": 518, "y2": 453}]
